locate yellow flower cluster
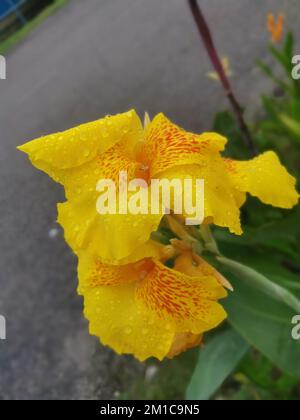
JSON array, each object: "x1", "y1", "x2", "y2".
[{"x1": 18, "y1": 111, "x2": 299, "y2": 360}]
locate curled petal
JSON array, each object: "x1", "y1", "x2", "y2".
[
  {"x1": 78, "y1": 244, "x2": 165, "y2": 292},
  {"x1": 136, "y1": 260, "x2": 227, "y2": 335},
  {"x1": 58, "y1": 201, "x2": 163, "y2": 264},
  {"x1": 174, "y1": 252, "x2": 233, "y2": 291},
  {"x1": 224, "y1": 151, "x2": 299, "y2": 209},
  {"x1": 18, "y1": 110, "x2": 143, "y2": 172},
  {"x1": 141, "y1": 113, "x2": 227, "y2": 177},
  {"x1": 160, "y1": 159, "x2": 243, "y2": 235}
]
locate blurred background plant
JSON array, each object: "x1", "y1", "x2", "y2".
[{"x1": 122, "y1": 29, "x2": 300, "y2": 401}]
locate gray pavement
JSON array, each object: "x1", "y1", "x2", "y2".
[{"x1": 0, "y1": 0, "x2": 300, "y2": 400}]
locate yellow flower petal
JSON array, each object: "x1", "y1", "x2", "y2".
[
  {"x1": 57, "y1": 200, "x2": 163, "y2": 264},
  {"x1": 136, "y1": 260, "x2": 227, "y2": 335},
  {"x1": 78, "y1": 252, "x2": 140, "y2": 289},
  {"x1": 18, "y1": 109, "x2": 143, "y2": 172},
  {"x1": 78, "y1": 254, "x2": 175, "y2": 360},
  {"x1": 83, "y1": 283, "x2": 175, "y2": 361},
  {"x1": 118, "y1": 240, "x2": 165, "y2": 265},
  {"x1": 56, "y1": 139, "x2": 164, "y2": 263},
  {"x1": 141, "y1": 113, "x2": 227, "y2": 177},
  {"x1": 174, "y1": 252, "x2": 233, "y2": 291},
  {"x1": 55, "y1": 141, "x2": 140, "y2": 206},
  {"x1": 160, "y1": 158, "x2": 243, "y2": 235},
  {"x1": 224, "y1": 151, "x2": 299, "y2": 209},
  {"x1": 78, "y1": 253, "x2": 227, "y2": 360},
  {"x1": 167, "y1": 333, "x2": 203, "y2": 359}
]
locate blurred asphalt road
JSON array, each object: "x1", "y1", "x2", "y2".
[{"x1": 0, "y1": 0, "x2": 300, "y2": 400}]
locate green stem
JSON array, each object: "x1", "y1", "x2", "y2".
[
  {"x1": 217, "y1": 256, "x2": 300, "y2": 313},
  {"x1": 200, "y1": 225, "x2": 221, "y2": 255}
]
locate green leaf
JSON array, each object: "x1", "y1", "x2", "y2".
[
  {"x1": 218, "y1": 257, "x2": 300, "y2": 313},
  {"x1": 222, "y1": 273, "x2": 300, "y2": 378},
  {"x1": 186, "y1": 329, "x2": 249, "y2": 400},
  {"x1": 269, "y1": 45, "x2": 292, "y2": 75},
  {"x1": 215, "y1": 206, "x2": 300, "y2": 265},
  {"x1": 278, "y1": 113, "x2": 300, "y2": 144},
  {"x1": 284, "y1": 32, "x2": 294, "y2": 60},
  {"x1": 256, "y1": 60, "x2": 289, "y2": 92},
  {"x1": 261, "y1": 95, "x2": 280, "y2": 119}
]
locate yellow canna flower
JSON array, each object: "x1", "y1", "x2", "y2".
[
  {"x1": 267, "y1": 12, "x2": 285, "y2": 44},
  {"x1": 18, "y1": 111, "x2": 299, "y2": 264},
  {"x1": 77, "y1": 248, "x2": 227, "y2": 361}
]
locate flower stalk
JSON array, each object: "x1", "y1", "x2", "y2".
[{"x1": 187, "y1": 0, "x2": 257, "y2": 156}]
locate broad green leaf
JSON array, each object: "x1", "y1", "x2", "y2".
[
  {"x1": 223, "y1": 274, "x2": 300, "y2": 378},
  {"x1": 186, "y1": 329, "x2": 249, "y2": 400},
  {"x1": 215, "y1": 206, "x2": 300, "y2": 265}
]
